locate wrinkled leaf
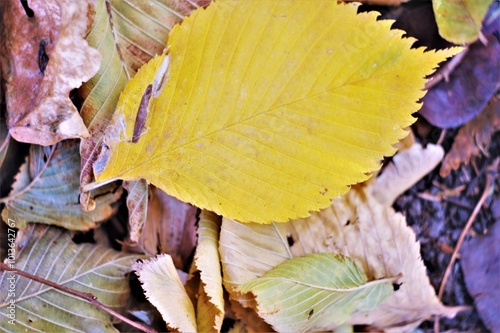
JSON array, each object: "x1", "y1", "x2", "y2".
[
  {"x1": 0, "y1": 224, "x2": 140, "y2": 332},
  {"x1": 461, "y1": 220, "x2": 500, "y2": 332},
  {"x1": 133, "y1": 254, "x2": 197, "y2": 332},
  {"x1": 240, "y1": 253, "x2": 394, "y2": 332},
  {"x1": 440, "y1": 95, "x2": 500, "y2": 177},
  {"x1": 79, "y1": 0, "x2": 199, "y2": 210},
  {"x1": 371, "y1": 143, "x2": 444, "y2": 206},
  {"x1": 191, "y1": 211, "x2": 224, "y2": 332},
  {"x1": 420, "y1": 2, "x2": 500, "y2": 128},
  {"x1": 138, "y1": 187, "x2": 197, "y2": 270},
  {"x1": 432, "y1": 0, "x2": 494, "y2": 44},
  {"x1": 93, "y1": 0, "x2": 460, "y2": 223},
  {"x1": 1, "y1": 141, "x2": 122, "y2": 230},
  {"x1": 1, "y1": 0, "x2": 100, "y2": 145}
]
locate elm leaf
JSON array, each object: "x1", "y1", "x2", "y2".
[{"x1": 93, "y1": 0, "x2": 461, "y2": 223}]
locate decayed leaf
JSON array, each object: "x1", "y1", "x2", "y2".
[
  {"x1": 123, "y1": 179, "x2": 149, "y2": 242},
  {"x1": 138, "y1": 187, "x2": 197, "y2": 270},
  {"x1": 133, "y1": 254, "x2": 197, "y2": 332},
  {"x1": 1, "y1": 141, "x2": 122, "y2": 230},
  {"x1": 0, "y1": 224, "x2": 140, "y2": 332},
  {"x1": 239, "y1": 253, "x2": 394, "y2": 332},
  {"x1": 79, "y1": 0, "x2": 199, "y2": 210},
  {"x1": 420, "y1": 3, "x2": 500, "y2": 128},
  {"x1": 0, "y1": 0, "x2": 100, "y2": 145},
  {"x1": 440, "y1": 95, "x2": 500, "y2": 177},
  {"x1": 190, "y1": 211, "x2": 224, "y2": 332},
  {"x1": 92, "y1": 0, "x2": 460, "y2": 223},
  {"x1": 371, "y1": 143, "x2": 444, "y2": 206},
  {"x1": 432, "y1": 0, "x2": 494, "y2": 44},
  {"x1": 461, "y1": 220, "x2": 500, "y2": 332}
]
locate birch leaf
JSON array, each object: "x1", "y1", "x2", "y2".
[
  {"x1": 1, "y1": 141, "x2": 121, "y2": 230},
  {"x1": 93, "y1": 0, "x2": 461, "y2": 223},
  {"x1": 239, "y1": 253, "x2": 394, "y2": 332},
  {"x1": 0, "y1": 224, "x2": 140, "y2": 332},
  {"x1": 133, "y1": 254, "x2": 197, "y2": 332},
  {"x1": 432, "y1": 0, "x2": 494, "y2": 44}
]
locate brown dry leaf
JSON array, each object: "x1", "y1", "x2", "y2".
[
  {"x1": 0, "y1": 0, "x2": 100, "y2": 145},
  {"x1": 229, "y1": 298, "x2": 274, "y2": 333},
  {"x1": 138, "y1": 187, "x2": 197, "y2": 270},
  {"x1": 371, "y1": 143, "x2": 445, "y2": 206},
  {"x1": 440, "y1": 95, "x2": 500, "y2": 177},
  {"x1": 286, "y1": 186, "x2": 461, "y2": 331}
]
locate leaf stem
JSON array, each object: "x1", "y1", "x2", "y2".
[{"x1": 0, "y1": 262, "x2": 158, "y2": 333}]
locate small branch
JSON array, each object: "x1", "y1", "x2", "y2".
[
  {"x1": 434, "y1": 157, "x2": 498, "y2": 333},
  {"x1": 0, "y1": 262, "x2": 158, "y2": 333},
  {"x1": 425, "y1": 47, "x2": 468, "y2": 91}
]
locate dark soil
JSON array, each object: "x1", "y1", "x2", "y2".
[{"x1": 394, "y1": 121, "x2": 499, "y2": 332}]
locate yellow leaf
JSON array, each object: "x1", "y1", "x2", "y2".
[{"x1": 93, "y1": 0, "x2": 461, "y2": 223}]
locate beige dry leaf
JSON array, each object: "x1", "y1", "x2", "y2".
[
  {"x1": 371, "y1": 143, "x2": 445, "y2": 206},
  {"x1": 123, "y1": 179, "x2": 149, "y2": 242},
  {"x1": 133, "y1": 254, "x2": 197, "y2": 332},
  {"x1": 1, "y1": 0, "x2": 100, "y2": 145}
]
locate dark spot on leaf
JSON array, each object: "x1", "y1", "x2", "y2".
[
  {"x1": 287, "y1": 234, "x2": 294, "y2": 246},
  {"x1": 345, "y1": 219, "x2": 351, "y2": 226},
  {"x1": 38, "y1": 38, "x2": 50, "y2": 73},
  {"x1": 132, "y1": 85, "x2": 153, "y2": 143},
  {"x1": 393, "y1": 282, "x2": 402, "y2": 291},
  {"x1": 308, "y1": 309, "x2": 314, "y2": 319},
  {"x1": 28, "y1": 318, "x2": 33, "y2": 323},
  {"x1": 320, "y1": 188, "x2": 328, "y2": 195},
  {"x1": 20, "y1": 0, "x2": 34, "y2": 17},
  {"x1": 29, "y1": 206, "x2": 33, "y2": 210}
]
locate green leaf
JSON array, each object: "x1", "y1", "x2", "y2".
[
  {"x1": 0, "y1": 224, "x2": 140, "y2": 332},
  {"x1": 432, "y1": 0, "x2": 494, "y2": 44},
  {"x1": 239, "y1": 253, "x2": 394, "y2": 332},
  {"x1": 1, "y1": 141, "x2": 122, "y2": 230},
  {"x1": 93, "y1": 0, "x2": 461, "y2": 223}
]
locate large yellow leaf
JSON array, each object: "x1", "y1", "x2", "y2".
[{"x1": 93, "y1": 0, "x2": 461, "y2": 223}]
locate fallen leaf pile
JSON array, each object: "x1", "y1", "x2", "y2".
[{"x1": 0, "y1": 0, "x2": 497, "y2": 332}]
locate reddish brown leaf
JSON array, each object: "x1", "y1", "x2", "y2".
[
  {"x1": 440, "y1": 96, "x2": 500, "y2": 177},
  {"x1": 0, "y1": 0, "x2": 100, "y2": 145}
]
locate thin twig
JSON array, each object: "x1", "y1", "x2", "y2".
[
  {"x1": 425, "y1": 47, "x2": 468, "y2": 91},
  {"x1": 0, "y1": 262, "x2": 158, "y2": 333},
  {"x1": 434, "y1": 157, "x2": 498, "y2": 333}
]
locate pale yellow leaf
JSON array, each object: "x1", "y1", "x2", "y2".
[
  {"x1": 191, "y1": 210, "x2": 224, "y2": 332},
  {"x1": 93, "y1": 0, "x2": 461, "y2": 223},
  {"x1": 133, "y1": 254, "x2": 197, "y2": 332}
]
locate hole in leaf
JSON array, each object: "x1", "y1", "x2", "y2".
[
  {"x1": 308, "y1": 309, "x2": 314, "y2": 319},
  {"x1": 38, "y1": 38, "x2": 50, "y2": 73},
  {"x1": 20, "y1": 0, "x2": 34, "y2": 17},
  {"x1": 393, "y1": 282, "x2": 402, "y2": 291},
  {"x1": 286, "y1": 234, "x2": 295, "y2": 246}
]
